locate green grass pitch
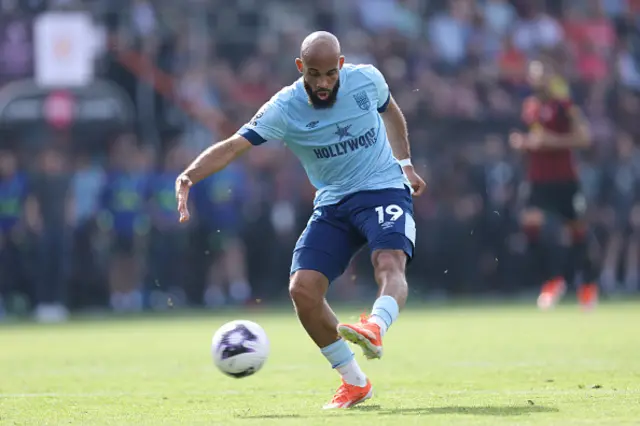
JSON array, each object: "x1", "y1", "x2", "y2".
[{"x1": 1, "y1": 301, "x2": 639, "y2": 425}]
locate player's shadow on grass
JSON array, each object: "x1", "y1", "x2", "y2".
[
  {"x1": 238, "y1": 414, "x2": 302, "y2": 419},
  {"x1": 238, "y1": 405, "x2": 558, "y2": 419},
  {"x1": 353, "y1": 404, "x2": 559, "y2": 416}
]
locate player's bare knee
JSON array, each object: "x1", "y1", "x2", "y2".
[
  {"x1": 521, "y1": 209, "x2": 545, "y2": 227},
  {"x1": 372, "y1": 250, "x2": 406, "y2": 283},
  {"x1": 289, "y1": 270, "x2": 326, "y2": 309},
  {"x1": 521, "y1": 209, "x2": 545, "y2": 240},
  {"x1": 567, "y1": 221, "x2": 587, "y2": 243}
]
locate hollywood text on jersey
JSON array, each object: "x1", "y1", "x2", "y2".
[{"x1": 313, "y1": 128, "x2": 377, "y2": 160}]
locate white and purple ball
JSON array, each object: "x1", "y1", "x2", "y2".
[{"x1": 211, "y1": 320, "x2": 270, "y2": 378}]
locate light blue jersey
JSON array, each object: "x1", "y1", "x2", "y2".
[{"x1": 238, "y1": 63, "x2": 410, "y2": 207}]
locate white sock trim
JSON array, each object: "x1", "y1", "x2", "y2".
[
  {"x1": 370, "y1": 315, "x2": 388, "y2": 336},
  {"x1": 336, "y1": 359, "x2": 367, "y2": 387}
]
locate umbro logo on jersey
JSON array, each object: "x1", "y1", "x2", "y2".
[{"x1": 306, "y1": 121, "x2": 319, "y2": 129}]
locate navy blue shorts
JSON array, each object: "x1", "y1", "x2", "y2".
[{"x1": 290, "y1": 187, "x2": 416, "y2": 283}]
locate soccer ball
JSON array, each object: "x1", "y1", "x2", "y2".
[{"x1": 211, "y1": 320, "x2": 269, "y2": 378}]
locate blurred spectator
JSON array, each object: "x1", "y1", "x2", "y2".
[
  {"x1": 146, "y1": 143, "x2": 188, "y2": 310},
  {"x1": 511, "y1": 2, "x2": 564, "y2": 56},
  {"x1": 601, "y1": 0, "x2": 628, "y2": 18},
  {"x1": 100, "y1": 135, "x2": 150, "y2": 312},
  {"x1": 341, "y1": 30, "x2": 377, "y2": 66},
  {"x1": 130, "y1": 0, "x2": 157, "y2": 38},
  {"x1": 355, "y1": 0, "x2": 401, "y2": 34},
  {"x1": 576, "y1": 40, "x2": 609, "y2": 82},
  {"x1": 600, "y1": 132, "x2": 640, "y2": 292},
  {"x1": 482, "y1": 0, "x2": 516, "y2": 38},
  {"x1": 482, "y1": 134, "x2": 519, "y2": 215},
  {"x1": 497, "y1": 36, "x2": 528, "y2": 86},
  {"x1": 193, "y1": 158, "x2": 252, "y2": 308},
  {"x1": 0, "y1": 8, "x2": 33, "y2": 86},
  {"x1": 177, "y1": 65, "x2": 222, "y2": 151},
  {"x1": 428, "y1": 0, "x2": 473, "y2": 70},
  {"x1": 617, "y1": 40, "x2": 640, "y2": 90},
  {"x1": 69, "y1": 152, "x2": 106, "y2": 306},
  {"x1": 0, "y1": 149, "x2": 30, "y2": 316},
  {"x1": 30, "y1": 148, "x2": 73, "y2": 322}
]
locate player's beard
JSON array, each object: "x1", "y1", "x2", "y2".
[{"x1": 304, "y1": 80, "x2": 340, "y2": 109}]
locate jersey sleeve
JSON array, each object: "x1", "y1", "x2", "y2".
[
  {"x1": 556, "y1": 99, "x2": 575, "y2": 123},
  {"x1": 559, "y1": 99, "x2": 574, "y2": 112},
  {"x1": 237, "y1": 94, "x2": 288, "y2": 146},
  {"x1": 359, "y1": 64, "x2": 391, "y2": 113}
]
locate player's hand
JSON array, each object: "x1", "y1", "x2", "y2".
[
  {"x1": 404, "y1": 166, "x2": 427, "y2": 196},
  {"x1": 175, "y1": 174, "x2": 193, "y2": 223},
  {"x1": 510, "y1": 131, "x2": 542, "y2": 151},
  {"x1": 526, "y1": 131, "x2": 545, "y2": 150},
  {"x1": 509, "y1": 131, "x2": 528, "y2": 150}
]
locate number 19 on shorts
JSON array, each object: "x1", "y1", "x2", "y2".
[
  {"x1": 374, "y1": 203, "x2": 416, "y2": 245},
  {"x1": 375, "y1": 204, "x2": 404, "y2": 224}
]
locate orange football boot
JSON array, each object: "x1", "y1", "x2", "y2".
[
  {"x1": 537, "y1": 277, "x2": 567, "y2": 310},
  {"x1": 337, "y1": 314, "x2": 383, "y2": 360},
  {"x1": 577, "y1": 283, "x2": 598, "y2": 311},
  {"x1": 323, "y1": 378, "x2": 373, "y2": 409}
]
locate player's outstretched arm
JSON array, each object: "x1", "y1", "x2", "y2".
[
  {"x1": 381, "y1": 96, "x2": 426, "y2": 196},
  {"x1": 510, "y1": 105, "x2": 591, "y2": 152},
  {"x1": 182, "y1": 134, "x2": 252, "y2": 184},
  {"x1": 175, "y1": 134, "x2": 252, "y2": 223},
  {"x1": 381, "y1": 95, "x2": 410, "y2": 161},
  {"x1": 542, "y1": 105, "x2": 591, "y2": 149}
]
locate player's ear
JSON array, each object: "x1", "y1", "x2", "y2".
[
  {"x1": 338, "y1": 56, "x2": 345, "y2": 69},
  {"x1": 295, "y1": 58, "x2": 304, "y2": 73}
]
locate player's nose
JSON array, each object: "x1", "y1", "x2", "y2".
[{"x1": 317, "y1": 78, "x2": 331, "y2": 90}]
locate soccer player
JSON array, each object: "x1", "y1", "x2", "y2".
[
  {"x1": 175, "y1": 31, "x2": 426, "y2": 408},
  {"x1": 510, "y1": 60, "x2": 598, "y2": 310}
]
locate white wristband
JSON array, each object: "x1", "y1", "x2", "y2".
[{"x1": 398, "y1": 158, "x2": 412, "y2": 168}]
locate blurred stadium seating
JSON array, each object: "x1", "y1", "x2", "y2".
[{"x1": 1, "y1": 0, "x2": 639, "y2": 320}]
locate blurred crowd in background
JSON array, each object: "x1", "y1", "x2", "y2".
[{"x1": 2, "y1": 0, "x2": 640, "y2": 321}]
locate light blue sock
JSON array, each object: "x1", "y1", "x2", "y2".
[
  {"x1": 320, "y1": 338, "x2": 354, "y2": 369},
  {"x1": 371, "y1": 295, "x2": 399, "y2": 334}
]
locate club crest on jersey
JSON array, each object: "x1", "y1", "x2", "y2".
[{"x1": 353, "y1": 90, "x2": 371, "y2": 111}]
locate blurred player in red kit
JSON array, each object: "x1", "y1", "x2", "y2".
[{"x1": 510, "y1": 60, "x2": 598, "y2": 310}]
